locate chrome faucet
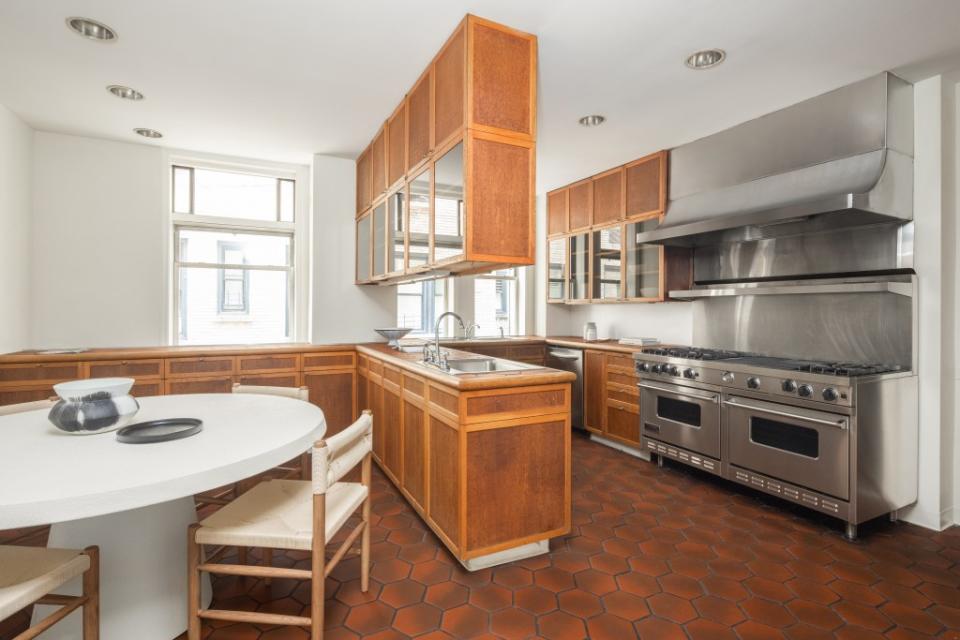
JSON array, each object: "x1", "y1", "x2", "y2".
[
  {"x1": 465, "y1": 323, "x2": 480, "y2": 338},
  {"x1": 432, "y1": 311, "x2": 466, "y2": 370}
]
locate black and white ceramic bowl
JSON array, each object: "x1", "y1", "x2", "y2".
[{"x1": 49, "y1": 378, "x2": 140, "y2": 435}]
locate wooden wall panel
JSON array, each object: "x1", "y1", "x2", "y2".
[
  {"x1": 429, "y1": 417, "x2": 460, "y2": 545},
  {"x1": 402, "y1": 399, "x2": 427, "y2": 509},
  {"x1": 567, "y1": 180, "x2": 592, "y2": 231},
  {"x1": 407, "y1": 70, "x2": 432, "y2": 170},
  {"x1": 467, "y1": 135, "x2": 533, "y2": 261},
  {"x1": 470, "y1": 21, "x2": 533, "y2": 136},
  {"x1": 465, "y1": 420, "x2": 566, "y2": 549},
  {"x1": 434, "y1": 25, "x2": 465, "y2": 147},
  {"x1": 303, "y1": 369, "x2": 355, "y2": 437}
]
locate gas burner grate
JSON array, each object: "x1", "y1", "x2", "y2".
[
  {"x1": 641, "y1": 345, "x2": 746, "y2": 361},
  {"x1": 790, "y1": 362, "x2": 902, "y2": 377}
]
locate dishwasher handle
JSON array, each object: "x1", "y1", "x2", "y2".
[{"x1": 547, "y1": 349, "x2": 582, "y2": 360}]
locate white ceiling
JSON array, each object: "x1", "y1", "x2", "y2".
[{"x1": 2, "y1": 0, "x2": 960, "y2": 193}]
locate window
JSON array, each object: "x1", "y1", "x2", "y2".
[
  {"x1": 171, "y1": 160, "x2": 304, "y2": 345},
  {"x1": 474, "y1": 268, "x2": 519, "y2": 336},
  {"x1": 397, "y1": 279, "x2": 450, "y2": 335}
]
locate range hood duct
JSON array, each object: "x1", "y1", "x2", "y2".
[{"x1": 639, "y1": 72, "x2": 913, "y2": 247}]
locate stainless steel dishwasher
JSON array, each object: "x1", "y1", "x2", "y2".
[{"x1": 545, "y1": 347, "x2": 584, "y2": 430}]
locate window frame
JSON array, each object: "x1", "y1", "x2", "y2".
[
  {"x1": 165, "y1": 152, "x2": 310, "y2": 345},
  {"x1": 474, "y1": 268, "x2": 520, "y2": 336}
]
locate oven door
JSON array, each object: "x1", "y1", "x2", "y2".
[
  {"x1": 639, "y1": 380, "x2": 721, "y2": 458},
  {"x1": 723, "y1": 395, "x2": 850, "y2": 500}
]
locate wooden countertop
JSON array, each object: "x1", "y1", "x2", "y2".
[
  {"x1": 0, "y1": 343, "x2": 353, "y2": 364},
  {"x1": 545, "y1": 336, "x2": 646, "y2": 354},
  {"x1": 356, "y1": 343, "x2": 575, "y2": 391}
]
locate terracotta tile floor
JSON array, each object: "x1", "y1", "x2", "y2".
[{"x1": 4, "y1": 432, "x2": 960, "y2": 639}]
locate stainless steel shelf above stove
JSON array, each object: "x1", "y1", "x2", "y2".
[{"x1": 669, "y1": 278, "x2": 914, "y2": 299}]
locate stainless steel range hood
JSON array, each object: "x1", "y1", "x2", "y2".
[{"x1": 638, "y1": 72, "x2": 913, "y2": 247}]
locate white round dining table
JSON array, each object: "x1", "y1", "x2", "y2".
[{"x1": 0, "y1": 393, "x2": 326, "y2": 640}]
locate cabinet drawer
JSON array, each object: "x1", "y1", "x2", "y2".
[
  {"x1": 236, "y1": 372, "x2": 302, "y2": 388},
  {"x1": 403, "y1": 373, "x2": 426, "y2": 400},
  {"x1": 605, "y1": 353, "x2": 635, "y2": 371},
  {"x1": 237, "y1": 353, "x2": 300, "y2": 374},
  {"x1": 132, "y1": 381, "x2": 164, "y2": 397},
  {"x1": 607, "y1": 370, "x2": 638, "y2": 389},
  {"x1": 606, "y1": 385, "x2": 638, "y2": 406},
  {"x1": 606, "y1": 401, "x2": 640, "y2": 445},
  {"x1": 85, "y1": 359, "x2": 163, "y2": 379},
  {"x1": 165, "y1": 376, "x2": 234, "y2": 395},
  {"x1": 383, "y1": 365, "x2": 402, "y2": 389},
  {"x1": 0, "y1": 362, "x2": 82, "y2": 386},
  {"x1": 302, "y1": 351, "x2": 356, "y2": 371},
  {"x1": 509, "y1": 345, "x2": 545, "y2": 363},
  {"x1": 367, "y1": 358, "x2": 383, "y2": 376},
  {"x1": 0, "y1": 386, "x2": 57, "y2": 406},
  {"x1": 358, "y1": 354, "x2": 369, "y2": 372},
  {"x1": 165, "y1": 357, "x2": 236, "y2": 378}
]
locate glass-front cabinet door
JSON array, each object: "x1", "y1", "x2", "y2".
[
  {"x1": 433, "y1": 142, "x2": 464, "y2": 262},
  {"x1": 356, "y1": 212, "x2": 371, "y2": 282},
  {"x1": 591, "y1": 225, "x2": 622, "y2": 300},
  {"x1": 568, "y1": 232, "x2": 589, "y2": 301},
  {"x1": 407, "y1": 169, "x2": 431, "y2": 270},
  {"x1": 372, "y1": 200, "x2": 387, "y2": 278},
  {"x1": 624, "y1": 217, "x2": 662, "y2": 300},
  {"x1": 548, "y1": 238, "x2": 567, "y2": 302},
  {"x1": 387, "y1": 189, "x2": 405, "y2": 275}
]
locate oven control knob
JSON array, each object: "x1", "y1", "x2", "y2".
[
  {"x1": 721, "y1": 371, "x2": 735, "y2": 383},
  {"x1": 782, "y1": 379, "x2": 798, "y2": 393},
  {"x1": 683, "y1": 368, "x2": 697, "y2": 379},
  {"x1": 651, "y1": 364, "x2": 663, "y2": 374},
  {"x1": 637, "y1": 362, "x2": 650, "y2": 373},
  {"x1": 747, "y1": 377, "x2": 761, "y2": 389},
  {"x1": 665, "y1": 364, "x2": 678, "y2": 375},
  {"x1": 822, "y1": 387, "x2": 840, "y2": 401},
  {"x1": 798, "y1": 384, "x2": 813, "y2": 398}
]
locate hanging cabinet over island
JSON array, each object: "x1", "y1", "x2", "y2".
[{"x1": 355, "y1": 15, "x2": 537, "y2": 284}]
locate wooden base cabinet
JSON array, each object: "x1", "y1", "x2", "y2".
[
  {"x1": 358, "y1": 350, "x2": 571, "y2": 567},
  {"x1": 584, "y1": 350, "x2": 641, "y2": 448}
]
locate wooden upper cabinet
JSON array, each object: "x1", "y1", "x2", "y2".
[
  {"x1": 592, "y1": 168, "x2": 624, "y2": 226},
  {"x1": 546, "y1": 189, "x2": 568, "y2": 237},
  {"x1": 568, "y1": 180, "x2": 593, "y2": 232},
  {"x1": 434, "y1": 24, "x2": 465, "y2": 148},
  {"x1": 387, "y1": 103, "x2": 407, "y2": 189},
  {"x1": 468, "y1": 16, "x2": 536, "y2": 139},
  {"x1": 371, "y1": 128, "x2": 387, "y2": 199},
  {"x1": 407, "y1": 69, "x2": 432, "y2": 171},
  {"x1": 625, "y1": 150, "x2": 667, "y2": 219},
  {"x1": 355, "y1": 147, "x2": 372, "y2": 216}
]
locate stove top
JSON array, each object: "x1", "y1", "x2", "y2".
[{"x1": 639, "y1": 345, "x2": 901, "y2": 378}]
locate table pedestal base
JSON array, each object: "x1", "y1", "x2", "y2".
[{"x1": 33, "y1": 497, "x2": 212, "y2": 640}]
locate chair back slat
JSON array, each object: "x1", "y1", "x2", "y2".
[
  {"x1": 0, "y1": 399, "x2": 56, "y2": 417},
  {"x1": 313, "y1": 411, "x2": 372, "y2": 494},
  {"x1": 232, "y1": 383, "x2": 309, "y2": 402}
]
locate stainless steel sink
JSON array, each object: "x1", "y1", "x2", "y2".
[{"x1": 445, "y1": 358, "x2": 536, "y2": 374}]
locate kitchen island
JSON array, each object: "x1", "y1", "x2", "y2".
[{"x1": 356, "y1": 344, "x2": 573, "y2": 570}]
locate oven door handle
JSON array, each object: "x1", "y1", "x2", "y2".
[
  {"x1": 722, "y1": 397, "x2": 848, "y2": 430},
  {"x1": 637, "y1": 381, "x2": 720, "y2": 404}
]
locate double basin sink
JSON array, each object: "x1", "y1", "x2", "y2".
[{"x1": 419, "y1": 355, "x2": 537, "y2": 376}]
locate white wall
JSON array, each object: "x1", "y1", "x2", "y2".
[
  {"x1": 31, "y1": 132, "x2": 166, "y2": 348},
  {"x1": 311, "y1": 154, "x2": 395, "y2": 344},
  {"x1": 0, "y1": 105, "x2": 32, "y2": 353}
]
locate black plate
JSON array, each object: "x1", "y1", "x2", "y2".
[{"x1": 116, "y1": 418, "x2": 203, "y2": 444}]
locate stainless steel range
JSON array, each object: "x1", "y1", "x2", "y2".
[{"x1": 634, "y1": 346, "x2": 917, "y2": 539}]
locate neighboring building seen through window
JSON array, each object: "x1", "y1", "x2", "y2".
[
  {"x1": 474, "y1": 268, "x2": 518, "y2": 336},
  {"x1": 397, "y1": 279, "x2": 448, "y2": 335},
  {"x1": 172, "y1": 163, "x2": 299, "y2": 345}
]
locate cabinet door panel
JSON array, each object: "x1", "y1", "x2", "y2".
[
  {"x1": 370, "y1": 380, "x2": 384, "y2": 462},
  {"x1": 625, "y1": 152, "x2": 665, "y2": 219},
  {"x1": 408, "y1": 70, "x2": 432, "y2": 170},
  {"x1": 470, "y1": 20, "x2": 534, "y2": 137},
  {"x1": 387, "y1": 189, "x2": 406, "y2": 275},
  {"x1": 372, "y1": 201, "x2": 387, "y2": 278},
  {"x1": 356, "y1": 148, "x2": 371, "y2": 214},
  {"x1": 402, "y1": 399, "x2": 426, "y2": 510},
  {"x1": 407, "y1": 169, "x2": 431, "y2": 269},
  {"x1": 237, "y1": 354, "x2": 299, "y2": 374},
  {"x1": 388, "y1": 103, "x2": 406, "y2": 188},
  {"x1": 236, "y1": 372, "x2": 300, "y2": 388},
  {"x1": 592, "y1": 168, "x2": 623, "y2": 225},
  {"x1": 357, "y1": 371, "x2": 368, "y2": 413},
  {"x1": 429, "y1": 417, "x2": 459, "y2": 546},
  {"x1": 166, "y1": 357, "x2": 235, "y2": 378},
  {"x1": 356, "y1": 212, "x2": 371, "y2": 282},
  {"x1": 591, "y1": 226, "x2": 622, "y2": 300},
  {"x1": 0, "y1": 362, "x2": 81, "y2": 385},
  {"x1": 165, "y1": 376, "x2": 233, "y2": 395},
  {"x1": 567, "y1": 180, "x2": 592, "y2": 232},
  {"x1": 547, "y1": 189, "x2": 568, "y2": 236},
  {"x1": 467, "y1": 134, "x2": 533, "y2": 261},
  {"x1": 434, "y1": 25, "x2": 465, "y2": 147},
  {"x1": 303, "y1": 369, "x2": 356, "y2": 437},
  {"x1": 383, "y1": 387, "x2": 402, "y2": 481},
  {"x1": 371, "y1": 129, "x2": 387, "y2": 198},
  {"x1": 583, "y1": 350, "x2": 605, "y2": 433},
  {"x1": 568, "y1": 233, "x2": 589, "y2": 301},
  {"x1": 433, "y1": 142, "x2": 465, "y2": 262},
  {"x1": 548, "y1": 238, "x2": 567, "y2": 302},
  {"x1": 86, "y1": 359, "x2": 163, "y2": 379},
  {"x1": 624, "y1": 218, "x2": 663, "y2": 300}
]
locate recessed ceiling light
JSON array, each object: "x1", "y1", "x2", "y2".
[
  {"x1": 685, "y1": 49, "x2": 726, "y2": 70},
  {"x1": 134, "y1": 128, "x2": 162, "y2": 139},
  {"x1": 65, "y1": 17, "x2": 117, "y2": 42},
  {"x1": 579, "y1": 115, "x2": 606, "y2": 127},
  {"x1": 107, "y1": 85, "x2": 143, "y2": 101}
]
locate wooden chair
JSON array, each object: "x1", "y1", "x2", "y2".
[
  {"x1": 0, "y1": 545, "x2": 99, "y2": 640},
  {"x1": 0, "y1": 399, "x2": 56, "y2": 417},
  {"x1": 187, "y1": 411, "x2": 372, "y2": 639}
]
